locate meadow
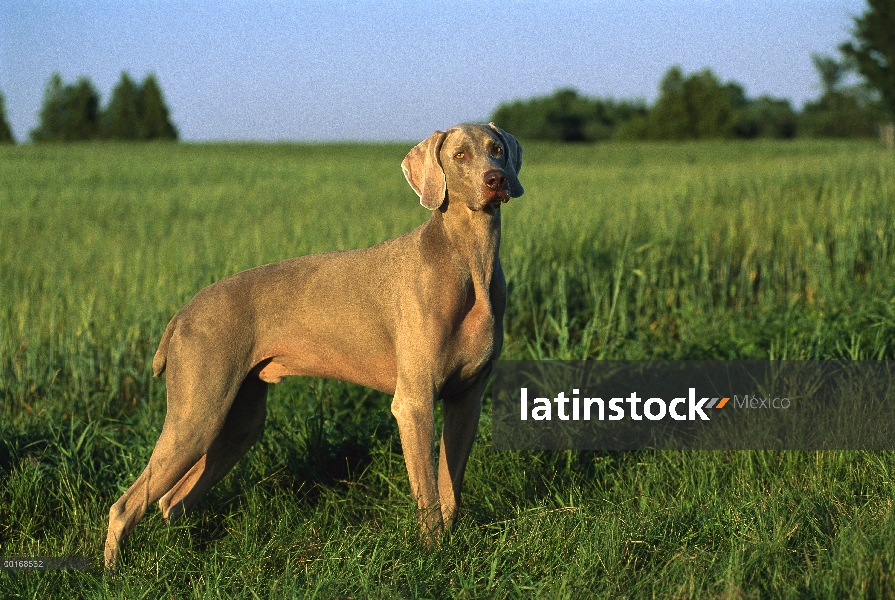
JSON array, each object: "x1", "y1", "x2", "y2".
[{"x1": 2, "y1": 138, "x2": 895, "y2": 598}]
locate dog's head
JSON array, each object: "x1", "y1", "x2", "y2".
[{"x1": 402, "y1": 123, "x2": 523, "y2": 212}]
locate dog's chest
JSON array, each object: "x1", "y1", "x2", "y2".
[{"x1": 453, "y1": 281, "x2": 502, "y2": 379}]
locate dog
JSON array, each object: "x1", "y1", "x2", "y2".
[{"x1": 104, "y1": 122, "x2": 523, "y2": 568}]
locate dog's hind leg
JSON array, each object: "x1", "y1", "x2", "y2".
[
  {"x1": 158, "y1": 375, "x2": 268, "y2": 521},
  {"x1": 104, "y1": 420, "x2": 223, "y2": 569},
  {"x1": 104, "y1": 323, "x2": 246, "y2": 569}
]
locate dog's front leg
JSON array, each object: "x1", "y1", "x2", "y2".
[
  {"x1": 391, "y1": 383, "x2": 443, "y2": 539},
  {"x1": 438, "y1": 373, "x2": 487, "y2": 527}
]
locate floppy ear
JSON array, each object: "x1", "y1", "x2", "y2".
[
  {"x1": 402, "y1": 130, "x2": 449, "y2": 210},
  {"x1": 488, "y1": 122, "x2": 524, "y2": 197}
]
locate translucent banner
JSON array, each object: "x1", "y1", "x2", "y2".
[{"x1": 492, "y1": 361, "x2": 895, "y2": 450}]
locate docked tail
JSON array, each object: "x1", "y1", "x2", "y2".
[{"x1": 152, "y1": 317, "x2": 177, "y2": 376}]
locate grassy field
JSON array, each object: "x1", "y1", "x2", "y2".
[{"x1": 2, "y1": 138, "x2": 895, "y2": 598}]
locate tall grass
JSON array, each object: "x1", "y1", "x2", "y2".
[
  {"x1": 504, "y1": 140, "x2": 895, "y2": 362},
  {"x1": 1, "y1": 139, "x2": 895, "y2": 597}
]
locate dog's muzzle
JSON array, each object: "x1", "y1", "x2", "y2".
[{"x1": 483, "y1": 169, "x2": 510, "y2": 203}]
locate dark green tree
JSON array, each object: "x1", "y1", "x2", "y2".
[
  {"x1": 544, "y1": 88, "x2": 587, "y2": 142},
  {"x1": 689, "y1": 72, "x2": 741, "y2": 138},
  {"x1": 799, "y1": 53, "x2": 878, "y2": 137},
  {"x1": 31, "y1": 73, "x2": 101, "y2": 142},
  {"x1": 30, "y1": 73, "x2": 65, "y2": 141},
  {"x1": 647, "y1": 67, "x2": 739, "y2": 140},
  {"x1": 0, "y1": 89, "x2": 14, "y2": 144},
  {"x1": 491, "y1": 88, "x2": 646, "y2": 142},
  {"x1": 491, "y1": 88, "x2": 589, "y2": 141},
  {"x1": 840, "y1": 0, "x2": 895, "y2": 122},
  {"x1": 137, "y1": 74, "x2": 178, "y2": 140},
  {"x1": 492, "y1": 66, "x2": 794, "y2": 142},
  {"x1": 813, "y1": 54, "x2": 847, "y2": 96},
  {"x1": 734, "y1": 96, "x2": 797, "y2": 139},
  {"x1": 102, "y1": 72, "x2": 141, "y2": 140},
  {"x1": 647, "y1": 66, "x2": 689, "y2": 139}
]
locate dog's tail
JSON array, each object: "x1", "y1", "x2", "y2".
[{"x1": 152, "y1": 317, "x2": 177, "y2": 377}]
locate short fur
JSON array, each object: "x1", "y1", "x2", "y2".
[{"x1": 104, "y1": 123, "x2": 523, "y2": 569}]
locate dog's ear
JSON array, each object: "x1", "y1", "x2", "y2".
[
  {"x1": 402, "y1": 130, "x2": 449, "y2": 210},
  {"x1": 488, "y1": 122, "x2": 524, "y2": 198}
]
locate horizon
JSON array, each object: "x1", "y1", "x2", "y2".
[{"x1": 1, "y1": 0, "x2": 868, "y2": 143}]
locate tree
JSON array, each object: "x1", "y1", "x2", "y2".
[
  {"x1": 491, "y1": 88, "x2": 590, "y2": 141},
  {"x1": 734, "y1": 96, "x2": 797, "y2": 139},
  {"x1": 101, "y1": 72, "x2": 179, "y2": 141},
  {"x1": 30, "y1": 73, "x2": 65, "y2": 141},
  {"x1": 0, "y1": 89, "x2": 14, "y2": 144},
  {"x1": 31, "y1": 73, "x2": 101, "y2": 141},
  {"x1": 137, "y1": 74, "x2": 178, "y2": 140},
  {"x1": 647, "y1": 66, "x2": 690, "y2": 139},
  {"x1": 646, "y1": 67, "x2": 739, "y2": 140},
  {"x1": 687, "y1": 72, "x2": 741, "y2": 138},
  {"x1": 491, "y1": 88, "x2": 646, "y2": 142},
  {"x1": 103, "y1": 72, "x2": 141, "y2": 140},
  {"x1": 31, "y1": 71, "x2": 178, "y2": 142},
  {"x1": 799, "y1": 53, "x2": 878, "y2": 137},
  {"x1": 813, "y1": 54, "x2": 847, "y2": 96},
  {"x1": 840, "y1": 0, "x2": 895, "y2": 122},
  {"x1": 544, "y1": 88, "x2": 588, "y2": 141}
]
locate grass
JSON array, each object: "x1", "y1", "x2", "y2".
[{"x1": 1, "y1": 139, "x2": 895, "y2": 597}]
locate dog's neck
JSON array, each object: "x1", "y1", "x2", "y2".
[{"x1": 432, "y1": 198, "x2": 501, "y2": 291}]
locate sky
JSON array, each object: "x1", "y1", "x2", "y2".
[{"x1": 0, "y1": 0, "x2": 870, "y2": 142}]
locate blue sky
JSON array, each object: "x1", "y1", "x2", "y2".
[{"x1": 0, "y1": 0, "x2": 868, "y2": 142}]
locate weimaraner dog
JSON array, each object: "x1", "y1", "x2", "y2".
[{"x1": 104, "y1": 122, "x2": 523, "y2": 568}]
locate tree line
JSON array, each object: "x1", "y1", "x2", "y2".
[
  {"x1": 492, "y1": 0, "x2": 893, "y2": 143},
  {"x1": 0, "y1": 71, "x2": 177, "y2": 144},
  {"x1": 491, "y1": 56, "x2": 882, "y2": 143}
]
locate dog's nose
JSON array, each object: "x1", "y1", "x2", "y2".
[{"x1": 483, "y1": 169, "x2": 507, "y2": 191}]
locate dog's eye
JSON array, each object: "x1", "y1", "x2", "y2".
[
  {"x1": 454, "y1": 152, "x2": 465, "y2": 159},
  {"x1": 495, "y1": 146, "x2": 502, "y2": 155}
]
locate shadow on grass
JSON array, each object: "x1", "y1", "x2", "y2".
[
  {"x1": 253, "y1": 407, "x2": 398, "y2": 497},
  {"x1": 175, "y1": 399, "x2": 400, "y2": 551}
]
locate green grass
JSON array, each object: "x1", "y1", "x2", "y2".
[{"x1": 2, "y1": 139, "x2": 895, "y2": 597}]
